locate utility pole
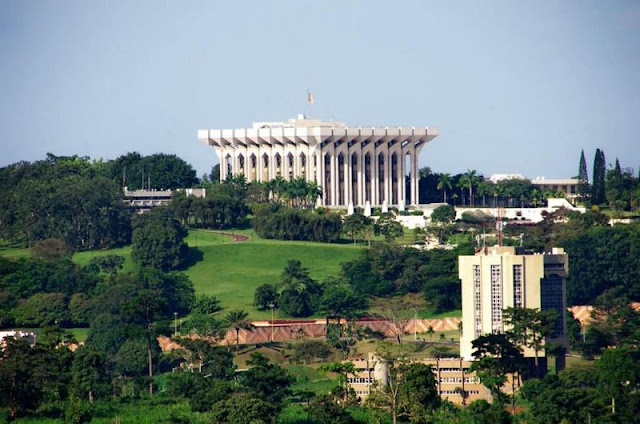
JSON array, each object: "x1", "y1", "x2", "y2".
[
  {"x1": 174, "y1": 312, "x2": 178, "y2": 337},
  {"x1": 413, "y1": 308, "x2": 418, "y2": 341},
  {"x1": 270, "y1": 304, "x2": 275, "y2": 343}
]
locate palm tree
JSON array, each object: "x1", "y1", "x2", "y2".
[
  {"x1": 306, "y1": 181, "x2": 322, "y2": 207},
  {"x1": 270, "y1": 176, "x2": 286, "y2": 203},
  {"x1": 477, "y1": 180, "x2": 494, "y2": 207},
  {"x1": 463, "y1": 169, "x2": 478, "y2": 206},
  {"x1": 437, "y1": 173, "x2": 452, "y2": 203},
  {"x1": 456, "y1": 179, "x2": 467, "y2": 206},
  {"x1": 225, "y1": 309, "x2": 254, "y2": 353}
]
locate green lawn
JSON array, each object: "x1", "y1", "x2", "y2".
[
  {"x1": 183, "y1": 231, "x2": 363, "y2": 319},
  {"x1": 0, "y1": 240, "x2": 30, "y2": 258},
  {"x1": 1, "y1": 230, "x2": 363, "y2": 320}
]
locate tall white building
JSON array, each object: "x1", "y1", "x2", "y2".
[
  {"x1": 458, "y1": 246, "x2": 569, "y2": 373},
  {"x1": 198, "y1": 115, "x2": 438, "y2": 207}
]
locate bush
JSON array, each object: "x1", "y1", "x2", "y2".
[
  {"x1": 252, "y1": 204, "x2": 342, "y2": 242},
  {"x1": 290, "y1": 340, "x2": 333, "y2": 364}
]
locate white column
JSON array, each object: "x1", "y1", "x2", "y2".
[
  {"x1": 331, "y1": 152, "x2": 337, "y2": 206},
  {"x1": 269, "y1": 147, "x2": 275, "y2": 180},
  {"x1": 385, "y1": 146, "x2": 392, "y2": 205},
  {"x1": 345, "y1": 151, "x2": 351, "y2": 206},
  {"x1": 316, "y1": 151, "x2": 323, "y2": 187},
  {"x1": 318, "y1": 151, "x2": 326, "y2": 205},
  {"x1": 357, "y1": 150, "x2": 364, "y2": 206},
  {"x1": 221, "y1": 152, "x2": 228, "y2": 180},
  {"x1": 397, "y1": 147, "x2": 405, "y2": 206},
  {"x1": 372, "y1": 151, "x2": 378, "y2": 206},
  {"x1": 306, "y1": 148, "x2": 313, "y2": 182},
  {"x1": 412, "y1": 145, "x2": 418, "y2": 205}
]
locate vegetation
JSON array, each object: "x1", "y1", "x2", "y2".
[
  {"x1": 252, "y1": 204, "x2": 342, "y2": 243},
  {"x1": 131, "y1": 208, "x2": 188, "y2": 271},
  {"x1": 3, "y1": 152, "x2": 640, "y2": 423},
  {"x1": 0, "y1": 155, "x2": 132, "y2": 250}
]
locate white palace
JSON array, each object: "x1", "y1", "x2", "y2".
[{"x1": 198, "y1": 115, "x2": 438, "y2": 207}]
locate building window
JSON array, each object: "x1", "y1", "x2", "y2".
[
  {"x1": 513, "y1": 264, "x2": 523, "y2": 308},
  {"x1": 491, "y1": 265, "x2": 502, "y2": 333},
  {"x1": 541, "y1": 274, "x2": 564, "y2": 337},
  {"x1": 473, "y1": 265, "x2": 482, "y2": 338}
]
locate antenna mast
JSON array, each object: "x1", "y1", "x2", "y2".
[{"x1": 496, "y1": 207, "x2": 504, "y2": 246}]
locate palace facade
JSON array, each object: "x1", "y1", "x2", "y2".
[{"x1": 198, "y1": 115, "x2": 438, "y2": 207}]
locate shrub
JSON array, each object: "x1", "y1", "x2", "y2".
[{"x1": 290, "y1": 340, "x2": 333, "y2": 364}]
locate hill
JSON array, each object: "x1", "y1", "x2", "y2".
[
  {"x1": 1, "y1": 229, "x2": 363, "y2": 320},
  {"x1": 181, "y1": 229, "x2": 363, "y2": 319}
]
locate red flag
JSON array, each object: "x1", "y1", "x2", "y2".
[{"x1": 307, "y1": 90, "x2": 314, "y2": 104}]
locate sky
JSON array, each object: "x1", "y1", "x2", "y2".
[{"x1": 1, "y1": 0, "x2": 639, "y2": 179}]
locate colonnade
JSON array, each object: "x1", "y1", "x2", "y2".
[{"x1": 198, "y1": 116, "x2": 438, "y2": 207}]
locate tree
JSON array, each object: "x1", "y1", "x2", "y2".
[
  {"x1": 0, "y1": 337, "x2": 45, "y2": 419},
  {"x1": 278, "y1": 260, "x2": 322, "y2": 317},
  {"x1": 240, "y1": 353, "x2": 294, "y2": 409},
  {"x1": 112, "y1": 152, "x2": 198, "y2": 190},
  {"x1": 560, "y1": 224, "x2": 640, "y2": 305},
  {"x1": 11, "y1": 292, "x2": 69, "y2": 327},
  {"x1": 71, "y1": 346, "x2": 109, "y2": 404},
  {"x1": 401, "y1": 362, "x2": 441, "y2": 419},
  {"x1": 578, "y1": 149, "x2": 590, "y2": 203},
  {"x1": 378, "y1": 300, "x2": 413, "y2": 344},
  {"x1": 306, "y1": 394, "x2": 355, "y2": 424},
  {"x1": 254, "y1": 284, "x2": 278, "y2": 311},
  {"x1": 367, "y1": 343, "x2": 440, "y2": 424},
  {"x1": 596, "y1": 347, "x2": 640, "y2": 419},
  {"x1": 319, "y1": 362, "x2": 357, "y2": 403},
  {"x1": 591, "y1": 148, "x2": 606, "y2": 205},
  {"x1": 88, "y1": 254, "x2": 125, "y2": 277},
  {"x1": 319, "y1": 280, "x2": 368, "y2": 326},
  {"x1": 374, "y1": 212, "x2": 404, "y2": 242},
  {"x1": 430, "y1": 204, "x2": 456, "y2": 225},
  {"x1": 437, "y1": 173, "x2": 452, "y2": 203},
  {"x1": 225, "y1": 309, "x2": 254, "y2": 352},
  {"x1": 0, "y1": 336, "x2": 72, "y2": 419},
  {"x1": 462, "y1": 169, "x2": 479, "y2": 206},
  {"x1": 424, "y1": 275, "x2": 461, "y2": 313},
  {"x1": 131, "y1": 208, "x2": 188, "y2": 271},
  {"x1": 342, "y1": 212, "x2": 373, "y2": 244},
  {"x1": 191, "y1": 294, "x2": 222, "y2": 315},
  {"x1": 0, "y1": 157, "x2": 132, "y2": 250},
  {"x1": 211, "y1": 393, "x2": 278, "y2": 424},
  {"x1": 470, "y1": 333, "x2": 524, "y2": 404},
  {"x1": 503, "y1": 307, "x2": 556, "y2": 378}
]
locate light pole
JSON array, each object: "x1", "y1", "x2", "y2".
[
  {"x1": 269, "y1": 304, "x2": 275, "y2": 343},
  {"x1": 413, "y1": 308, "x2": 418, "y2": 341},
  {"x1": 174, "y1": 312, "x2": 178, "y2": 337}
]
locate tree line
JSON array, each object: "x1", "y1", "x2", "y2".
[
  {"x1": 253, "y1": 242, "x2": 472, "y2": 321},
  {"x1": 0, "y1": 153, "x2": 199, "y2": 250}
]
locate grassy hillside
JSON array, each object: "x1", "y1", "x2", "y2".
[
  {"x1": 182, "y1": 229, "x2": 363, "y2": 319},
  {"x1": 2, "y1": 230, "x2": 363, "y2": 320}
]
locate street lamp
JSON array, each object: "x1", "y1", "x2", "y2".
[
  {"x1": 413, "y1": 308, "x2": 418, "y2": 341},
  {"x1": 269, "y1": 304, "x2": 275, "y2": 343},
  {"x1": 174, "y1": 312, "x2": 178, "y2": 337}
]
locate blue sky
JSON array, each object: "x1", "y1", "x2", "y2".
[{"x1": 1, "y1": 1, "x2": 639, "y2": 179}]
